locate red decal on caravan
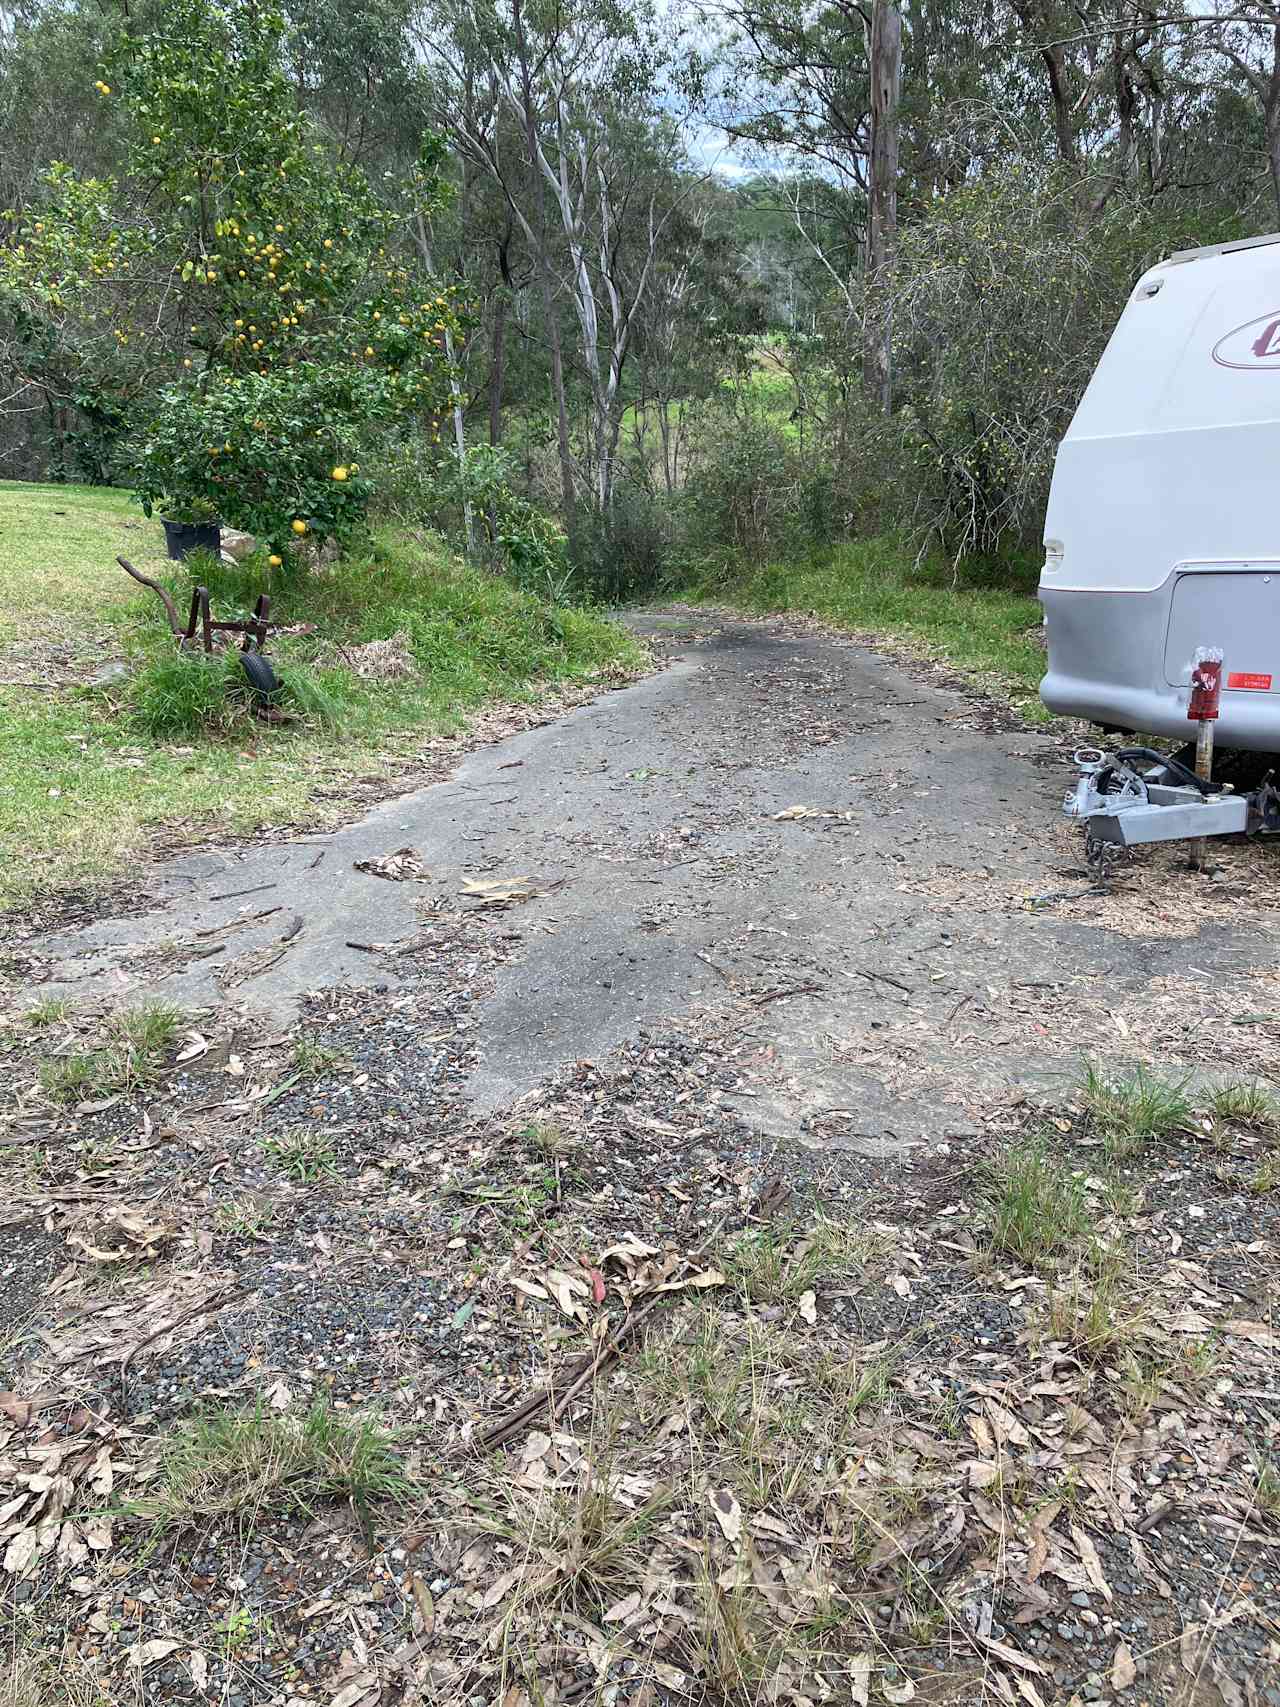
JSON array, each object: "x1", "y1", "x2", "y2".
[
  {"x1": 1227, "y1": 671, "x2": 1273, "y2": 691},
  {"x1": 1213, "y1": 310, "x2": 1280, "y2": 368}
]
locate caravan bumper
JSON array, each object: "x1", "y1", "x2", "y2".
[{"x1": 1039, "y1": 585, "x2": 1280, "y2": 752}]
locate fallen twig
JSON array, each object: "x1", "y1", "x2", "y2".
[
  {"x1": 196, "y1": 906, "x2": 281, "y2": 938},
  {"x1": 752, "y1": 982, "x2": 823, "y2": 1006},
  {"x1": 471, "y1": 1229, "x2": 724, "y2": 1455},
  {"x1": 474, "y1": 1286, "x2": 674, "y2": 1455},
  {"x1": 118, "y1": 1285, "x2": 252, "y2": 1394},
  {"x1": 694, "y1": 952, "x2": 736, "y2": 986},
  {"x1": 210, "y1": 882, "x2": 278, "y2": 902},
  {"x1": 854, "y1": 967, "x2": 911, "y2": 994}
]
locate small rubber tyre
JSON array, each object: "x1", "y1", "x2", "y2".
[{"x1": 239, "y1": 649, "x2": 281, "y2": 706}]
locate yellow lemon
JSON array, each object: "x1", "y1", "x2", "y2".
[
  {"x1": 152, "y1": 135, "x2": 161, "y2": 144},
  {"x1": 331, "y1": 466, "x2": 348, "y2": 482},
  {"x1": 234, "y1": 318, "x2": 243, "y2": 328},
  {"x1": 291, "y1": 519, "x2": 307, "y2": 536},
  {"x1": 364, "y1": 345, "x2": 374, "y2": 356},
  {"x1": 268, "y1": 553, "x2": 282, "y2": 567},
  {"x1": 349, "y1": 462, "x2": 358, "y2": 473},
  {"x1": 323, "y1": 238, "x2": 333, "y2": 248}
]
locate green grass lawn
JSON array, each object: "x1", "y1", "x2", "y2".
[
  {"x1": 0, "y1": 481, "x2": 642, "y2": 912},
  {"x1": 691, "y1": 534, "x2": 1049, "y2": 717}
]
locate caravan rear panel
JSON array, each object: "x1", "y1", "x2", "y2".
[{"x1": 1040, "y1": 234, "x2": 1280, "y2": 750}]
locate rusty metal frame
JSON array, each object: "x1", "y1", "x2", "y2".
[{"x1": 117, "y1": 556, "x2": 272, "y2": 653}]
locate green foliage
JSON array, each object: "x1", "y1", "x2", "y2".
[
  {"x1": 981, "y1": 1137, "x2": 1090, "y2": 1269},
  {"x1": 128, "y1": 647, "x2": 243, "y2": 737},
  {"x1": 567, "y1": 484, "x2": 673, "y2": 602},
  {"x1": 131, "y1": 365, "x2": 391, "y2": 546},
  {"x1": 1255, "y1": 1457, "x2": 1280, "y2": 1519},
  {"x1": 131, "y1": 1397, "x2": 415, "y2": 1527},
  {"x1": 883, "y1": 173, "x2": 1247, "y2": 555},
  {"x1": 127, "y1": 640, "x2": 342, "y2": 737},
  {"x1": 1079, "y1": 1062, "x2": 1193, "y2": 1159},
  {"x1": 261, "y1": 1123, "x2": 338, "y2": 1181},
  {"x1": 24, "y1": 996, "x2": 73, "y2": 1028},
  {"x1": 379, "y1": 441, "x2": 578, "y2": 599},
  {"x1": 38, "y1": 1002, "x2": 183, "y2": 1101},
  {"x1": 1, "y1": 0, "x2": 462, "y2": 531},
  {"x1": 1205, "y1": 1079, "x2": 1280, "y2": 1130},
  {"x1": 681, "y1": 402, "x2": 797, "y2": 566}
]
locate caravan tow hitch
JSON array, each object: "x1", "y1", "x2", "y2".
[{"x1": 1063, "y1": 747, "x2": 1280, "y2": 846}]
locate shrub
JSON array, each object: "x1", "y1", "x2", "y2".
[
  {"x1": 2, "y1": 0, "x2": 462, "y2": 499},
  {"x1": 376, "y1": 440, "x2": 579, "y2": 600},
  {"x1": 681, "y1": 407, "x2": 797, "y2": 566},
  {"x1": 565, "y1": 484, "x2": 672, "y2": 602},
  {"x1": 130, "y1": 364, "x2": 395, "y2": 553},
  {"x1": 884, "y1": 172, "x2": 1247, "y2": 556}
]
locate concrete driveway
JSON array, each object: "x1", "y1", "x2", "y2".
[{"x1": 21, "y1": 609, "x2": 1280, "y2": 1147}]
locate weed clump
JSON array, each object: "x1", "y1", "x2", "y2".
[
  {"x1": 260, "y1": 1124, "x2": 337, "y2": 1182},
  {"x1": 128, "y1": 645, "x2": 341, "y2": 738},
  {"x1": 980, "y1": 1136, "x2": 1089, "y2": 1269},
  {"x1": 131, "y1": 1399, "x2": 413, "y2": 1529},
  {"x1": 38, "y1": 1002, "x2": 183, "y2": 1102},
  {"x1": 1080, "y1": 1062, "x2": 1192, "y2": 1158}
]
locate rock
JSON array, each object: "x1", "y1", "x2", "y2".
[
  {"x1": 221, "y1": 528, "x2": 257, "y2": 560},
  {"x1": 87, "y1": 659, "x2": 131, "y2": 687}
]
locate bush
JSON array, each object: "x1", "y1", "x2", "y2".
[
  {"x1": 376, "y1": 440, "x2": 579, "y2": 600},
  {"x1": 678, "y1": 397, "x2": 824, "y2": 569},
  {"x1": 566, "y1": 484, "x2": 672, "y2": 602},
  {"x1": 884, "y1": 173, "x2": 1246, "y2": 556},
  {"x1": 1, "y1": 0, "x2": 462, "y2": 490}
]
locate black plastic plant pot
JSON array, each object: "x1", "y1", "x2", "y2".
[{"x1": 162, "y1": 517, "x2": 222, "y2": 562}]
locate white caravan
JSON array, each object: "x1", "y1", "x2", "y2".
[{"x1": 1040, "y1": 232, "x2": 1280, "y2": 753}]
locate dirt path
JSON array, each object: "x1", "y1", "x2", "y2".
[{"x1": 3, "y1": 611, "x2": 1279, "y2": 1707}]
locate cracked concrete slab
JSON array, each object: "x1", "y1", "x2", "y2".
[{"x1": 19, "y1": 609, "x2": 1280, "y2": 1147}]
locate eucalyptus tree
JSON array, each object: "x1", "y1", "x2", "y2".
[{"x1": 414, "y1": 0, "x2": 699, "y2": 515}]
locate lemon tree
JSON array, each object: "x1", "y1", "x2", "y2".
[{"x1": 1, "y1": 0, "x2": 462, "y2": 551}]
